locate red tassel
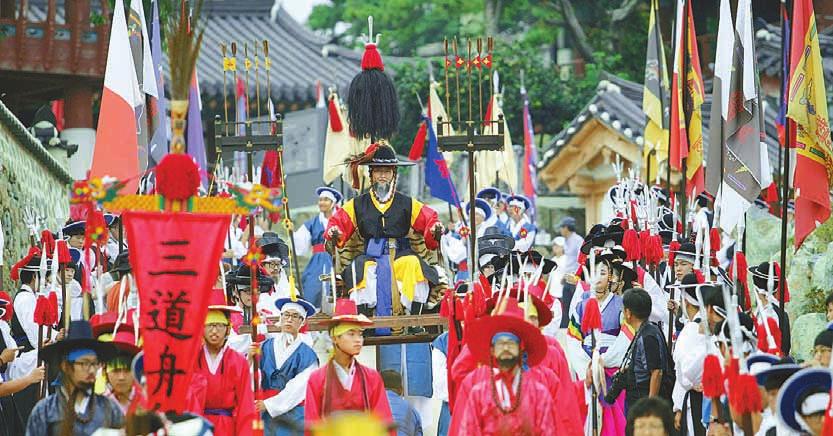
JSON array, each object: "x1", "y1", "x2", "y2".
[
  {"x1": 57, "y1": 240, "x2": 71, "y2": 264},
  {"x1": 328, "y1": 97, "x2": 343, "y2": 132},
  {"x1": 40, "y1": 230, "x2": 56, "y2": 256},
  {"x1": 622, "y1": 229, "x2": 641, "y2": 261},
  {"x1": 651, "y1": 235, "x2": 664, "y2": 265},
  {"x1": 10, "y1": 246, "x2": 41, "y2": 281},
  {"x1": 774, "y1": 262, "x2": 790, "y2": 303},
  {"x1": 638, "y1": 230, "x2": 651, "y2": 260},
  {"x1": 47, "y1": 292, "x2": 59, "y2": 325},
  {"x1": 155, "y1": 153, "x2": 200, "y2": 201},
  {"x1": 694, "y1": 270, "x2": 705, "y2": 284},
  {"x1": 668, "y1": 240, "x2": 681, "y2": 267},
  {"x1": 33, "y1": 295, "x2": 49, "y2": 326},
  {"x1": 702, "y1": 354, "x2": 724, "y2": 398},
  {"x1": 709, "y1": 227, "x2": 721, "y2": 253},
  {"x1": 408, "y1": 121, "x2": 428, "y2": 160},
  {"x1": 755, "y1": 317, "x2": 783, "y2": 356},
  {"x1": 734, "y1": 252, "x2": 750, "y2": 311},
  {"x1": 69, "y1": 203, "x2": 89, "y2": 222},
  {"x1": 729, "y1": 373, "x2": 762, "y2": 415},
  {"x1": 581, "y1": 297, "x2": 602, "y2": 334},
  {"x1": 361, "y1": 43, "x2": 385, "y2": 71}
]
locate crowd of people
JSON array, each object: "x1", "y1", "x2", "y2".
[{"x1": 2, "y1": 15, "x2": 832, "y2": 436}]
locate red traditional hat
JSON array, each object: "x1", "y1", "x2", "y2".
[
  {"x1": 110, "y1": 330, "x2": 141, "y2": 356},
  {"x1": 486, "y1": 285, "x2": 553, "y2": 328},
  {"x1": 320, "y1": 299, "x2": 373, "y2": 327},
  {"x1": 466, "y1": 297, "x2": 547, "y2": 367},
  {"x1": 207, "y1": 288, "x2": 243, "y2": 314},
  {"x1": 90, "y1": 310, "x2": 136, "y2": 338}
]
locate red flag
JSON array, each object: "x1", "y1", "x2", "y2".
[{"x1": 124, "y1": 211, "x2": 230, "y2": 412}]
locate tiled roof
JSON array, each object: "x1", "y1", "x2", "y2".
[
  {"x1": 184, "y1": 1, "x2": 361, "y2": 102},
  {"x1": 538, "y1": 72, "x2": 783, "y2": 176},
  {"x1": 25, "y1": 0, "x2": 363, "y2": 103},
  {"x1": 756, "y1": 21, "x2": 833, "y2": 86}
]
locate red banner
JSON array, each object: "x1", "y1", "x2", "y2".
[{"x1": 124, "y1": 211, "x2": 230, "y2": 412}]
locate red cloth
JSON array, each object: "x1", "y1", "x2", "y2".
[
  {"x1": 449, "y1": 345, "x2": 478, "y2": 413},
  {"x1": 454, "y1": 366, "x2": 556, "y2": 436},
  {"x1": 312, "y1": 244, "x2": 326, "y2": 254},
  {"x1": 542, "y1": 336, "x2": 583, "y2": 435},
  {"x1": 304, "y1": 361, "x2": 394, "y2": 436},
  {"x1": 192, "y1": 348, "x2": 255, "y2": 436}
]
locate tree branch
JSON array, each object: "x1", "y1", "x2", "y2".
[
  {"x1": 556, "y1": 0, "x2": 595, "y2": 62},
  {"x1": 610, "y1": 0, "x2": 640, "y2": 23}
]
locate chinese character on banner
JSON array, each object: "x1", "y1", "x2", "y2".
[{"x1": 123, "y1": 211, "x2": 230, "y2": 412}]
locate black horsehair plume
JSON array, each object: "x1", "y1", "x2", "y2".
[{"x1": 347, "y1": 16, "x2": 400, "y2": 142}]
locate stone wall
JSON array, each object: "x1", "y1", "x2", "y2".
[{"x1": 0, "y1": 98, "x2": 72, "y2": 288}]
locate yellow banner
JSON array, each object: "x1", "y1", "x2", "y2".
[{"x1": 788, "y1": 14, "x2": 833, "y2": 183}]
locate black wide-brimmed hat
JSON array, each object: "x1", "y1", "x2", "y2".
[
  {"x1": 229, "y1": 264, "x2": 275, "y2": 293},
  {"x1": 258, "y1": 232, "x2": 290, "y2": 265},
  {"x1": 40, "y1": 320, "x2": 117, "y2": 365},
  {"x1": 111, "y1": 250, "x2": 131, "y2": 274},
  {"x1": 360, "y1": 144, "x2": 415, "y2": 167}
]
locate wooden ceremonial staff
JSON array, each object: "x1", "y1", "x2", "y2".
[{"x1": 778, "y1": 0, "x2": 791, "y2": 317}]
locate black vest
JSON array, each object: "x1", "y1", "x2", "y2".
[
  {"x1": 11, "y1": 290, "x2": 34, "y2": 352},
  {"x1": 355, "y1": 192, "x2": 413, "y2": 243}
]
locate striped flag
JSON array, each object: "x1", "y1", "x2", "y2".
[
  {"x1": 669, "y1": 0, "x2": 705, "y2": 198},
  {"x1": 642, "y1": 0, "x2": 670, "y2": 177},
  {"x1": 521, "y1": 86, "x2": 537, "y2": 219},
  {"x1": 788, "y1": 0, "x2": 833, "y2": 249},
  {"x1": 91, "y1": 0, "x2": 142, "y2": 192}
]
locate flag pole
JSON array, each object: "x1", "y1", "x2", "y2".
[{"x1": 778, "y1": 0, "x2": 791, "y2": 311}]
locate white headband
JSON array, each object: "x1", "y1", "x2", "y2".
[
  {"x1": 479, "y1": 254, "x2": 496, "y2": 267},
  {"x1": 748, "y1": 361, "x2": 773, "y2": 376},
  {"x1": 319, "y1": 190, "x2": 337, "y2": 203},
  {"x1": 508, "y1": 199, "x2": 526, "y2": 210},
  {"x1": 281, "y1": 302, "x2": 308, "y2": 319},
  {"x1": 801, "y1": 391, "x2": 830, "y2": 416}
]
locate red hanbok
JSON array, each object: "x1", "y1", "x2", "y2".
[
  {"x1": 455, "y1": 366, "x2": 556, "y2": 435},
  {"x1": 304, "y1": 360, "x2": 394, "y2": 435},
  {"x1": 192, "y1": 346, "x2": 255, "y2": 436},
  {"x1": 542, "y1": 336, "x2": 583, "y2": 435}
]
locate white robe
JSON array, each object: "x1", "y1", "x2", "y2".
[{"x1": 672, "y1": 319, "x2": 707, "y2": 436}]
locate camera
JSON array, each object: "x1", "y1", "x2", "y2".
[{"x1": 603, "y1": 368, "x2": 633, "y2": 404}]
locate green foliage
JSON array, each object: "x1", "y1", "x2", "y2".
[
  {"x1": 309, "y1": 0, "x2": 652, "y2": 153},
  {"x1": 308, "y1": 0, "x2": 484, "y2": 56}
]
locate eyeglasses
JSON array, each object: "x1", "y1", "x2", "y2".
[
  {"x1": 73, "y1": 360, "x2": 101, "y2": 371},
  {"x1": 814, "y1": 346, "x2": 832, "y2": 355},
  {"x1": 262, "y1": 263, "x2": 279, "y2": 271},
  {"x1": 205, "y1": 323, "x2": 228, "y2": 331},
  {"x1": 281, "y1": 312, "x2": 303, "y2": 321}
]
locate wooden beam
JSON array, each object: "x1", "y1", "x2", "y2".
[{"x1": 239, "y1": 314, "x2": 448, "y2": 334}]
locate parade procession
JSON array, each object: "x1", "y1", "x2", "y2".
[{"x1": 2, "y1": 0, "x2": 833, "y2": 435}]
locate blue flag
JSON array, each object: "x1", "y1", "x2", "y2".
[{"x1": 423, "y1": 116, "x2": 461, "y2": 207}]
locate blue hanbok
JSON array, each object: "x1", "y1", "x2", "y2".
[
  {"x1": 293, "y1": 214, "x2": 333, "y2": 308},
  {"x1": 259, "y1": 333, "x2": 319, "y2": 436}
]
